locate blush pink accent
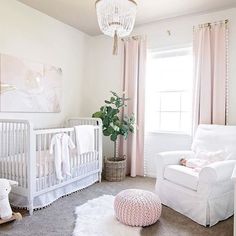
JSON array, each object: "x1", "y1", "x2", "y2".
[
  {"x1": 114, "y1": 189, "x2": 162, "y2": 227},
  {"x1": 193, "y1": 22, "x2": 228, "y2": 132},
  {"x1": 118, "y1": 37, "x2": 147, "y2": 177}
]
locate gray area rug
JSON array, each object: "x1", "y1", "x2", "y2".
[{"x1": 0, "y1": 177, "x2": 233, "y2": 236}]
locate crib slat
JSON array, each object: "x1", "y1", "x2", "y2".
[
  {"x1": 14, "y1": 124, "x2": 18, "y2": 180},
  {"x1": 19, "y1": 123, "x2": 23, "y2": 187},
  {"x1": 39, "y1": 134, "x2": 42, "y2": 191},
  {"x1": 11, "y1": 123, "x2": 15, "y2": 181},
  {"x1": 2, "y1": 123, "x2": 7, "y2": 179},
  {"x1": 13, "y1": 123, "x2": 16, "y2": 180},
  {"x1": 25, "y1": 123, "x2": 28, "y2": 187},
  {"x1": 2, "y1": 122, "x2": 6, "y2": 179},
  {"x1": 24, "y1": 123, "x2": 27, "y2": 187},
  {"x1": 6, "y1": 123, "x2": 10, "y2": 179},
  {"x1": 43, "y1": 134, "x2": 47, "y2": 188},
  {"x1": 6, "y1": 123, "x2": 10, "y2": 180},
  {"x1": 8, "y1": 123, "x2": 11, "y2": 180},
  {"x1": 48, "y1": 133, "x2": 52, "y2": 187},
  {"x1": 15, "y1": 123, "x2": 18, "y2": 184},
  {"x1": 22, "y1": 123, "x2": 26, "y2": 187},
  {"x1": 23, "y1": 123, "x2": 26, "y2": 188},
  {"x1": 1, "y1": 123, "x2": 4, "y2": 178}
]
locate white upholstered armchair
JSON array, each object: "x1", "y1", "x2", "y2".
[{"x1": 156, "y1": 124, "x2": 236, "y2": 226}]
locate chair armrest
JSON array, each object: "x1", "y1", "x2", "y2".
[
  {"x1": 199, "y1": 160, "x2": 236, "y2": 184},
  {"x1": 156, "y1": 150, "x2": 195, "y2": 179}
]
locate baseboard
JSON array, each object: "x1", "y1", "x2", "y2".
[{"x1": 145, "y1": 172, "x2": 156, "y2": 178}]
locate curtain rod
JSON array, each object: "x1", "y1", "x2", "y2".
[
  {"x1": 194, "y1": 19, "x2": 229, "y2": 30},
  {"x1": 121, "y1": 35, "x2": 146, "y2": 42}
]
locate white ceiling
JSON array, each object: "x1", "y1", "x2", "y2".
[{"x1": 18, "y1": 0, "x2": 236, "y2": 36}]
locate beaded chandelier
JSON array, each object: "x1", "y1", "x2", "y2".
[{"x1": 95, "y1": 0, "x2": 137, "y2": 55}]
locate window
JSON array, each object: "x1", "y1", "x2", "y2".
[{"x1": 145, "y1": 47, "x2": 193, "y2": 134}]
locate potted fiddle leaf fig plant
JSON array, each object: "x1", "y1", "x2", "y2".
[{"x1": 92, "y1": 91, "x2": 135, "y2": 181}]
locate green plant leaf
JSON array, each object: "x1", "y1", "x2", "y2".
[
  {"x1": 107, "y1": 126, "x2": 114, "y2": 133},
  {"x1": 129, "y1": 126, "x2": 134, "y2": 133},
  {"x1": 92, "y1": 91, "x2": 135, "y2": 144},
  {"x1": 103, "y1": 129, "x2": 111, "y2": 136},
  {"x1": 110, "y1": 133, "x2": 118, "y2": 141},
  {"x1": 111, "y1": 91, "x2": 119, "y2": 98},
  {"x1": 112, "y1": 125, "x2": 120, "y2": 132},
  {"x1": 103, "y1": 117, "x2": 110, "y2": 127},
  {"x1": 92, "y1": 111, "x2": 102, "y2": 118},
  {"x1": 113, "y1": 116, "x2": 119, "y2": 122},
  {"x1": 109, "y1": 109, "x2": 119, "y2": 117},
  {"x1": 110, "y1": 97, "x2": 115, "y2": 103}
]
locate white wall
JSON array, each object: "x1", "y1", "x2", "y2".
[
  {"x1": 0, "y1": 0, "x2": 90, "y2": 128},
  {"x1": 82, "y1": 36, "x2": 123, "y2": 157},
  {"x1": 86, "y1": 7, "x2": 236, "y2": 176}
]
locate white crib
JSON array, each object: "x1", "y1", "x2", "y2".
[{"x1": 0, "y1": 118, "x2": 102, "y2": 214}]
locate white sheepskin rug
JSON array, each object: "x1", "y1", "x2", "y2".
[{"x1": 73, "y1": 195, "x2": 141, "y2": 236}]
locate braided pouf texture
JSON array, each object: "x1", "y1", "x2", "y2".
[{"x1": 114, "y1": 189, "x2": 162, "y2": 227}]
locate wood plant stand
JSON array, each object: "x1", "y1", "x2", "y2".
[{"x1": 0, "y1": 212, "x2": 22, "y2": 225}]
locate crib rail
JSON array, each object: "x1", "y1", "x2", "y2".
[
  {"x1": 0, "y1": 120, "x2": 31, "y2": 189},
  {"x1": 35, "y1": 127, "x2": 75, "y2": 192},
  {"x1": 67, "y1": 117, "x2": 102, "y2": 127},
  {"x1": 67, "y1": 117, "x2": 103, "y2": 179},
  {"x1": 34, "y1": 119, "x2": 102, "y2": 194}
]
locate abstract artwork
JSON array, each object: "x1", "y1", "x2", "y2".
[{"x1": 0, "y1": 54, "x2": 62, "y2": 112}]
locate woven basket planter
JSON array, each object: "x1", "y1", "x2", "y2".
[{"x1": 104, "y1": 158, "x2": 126, "y2": 182}]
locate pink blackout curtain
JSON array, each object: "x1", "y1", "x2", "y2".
[
  {"x1": 118, "y1": 37, "x2": 147, "y2": 177},
  {"x1": 193, "y1": 22, "x2": 228, "y2": 132}
]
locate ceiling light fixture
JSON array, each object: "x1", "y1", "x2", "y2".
[{"x1": 95, "y1": 0, "x2": 137, "y2": 55}]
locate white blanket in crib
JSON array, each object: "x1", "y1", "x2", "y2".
[{"x1": 75, "y1": 126, "x2": 95, "y2": 155}]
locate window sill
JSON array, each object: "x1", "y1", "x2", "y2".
[{"x1": 146, "y1": 131, "x2": 192, "y2": 136}]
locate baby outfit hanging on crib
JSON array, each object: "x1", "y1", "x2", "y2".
[{"x1": 49, "y1": 133, "x2": 75, "y2": 180}]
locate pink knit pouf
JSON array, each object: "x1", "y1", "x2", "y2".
[{"x1": 114, "y1": 189, "x2": 162, "y2": 227}]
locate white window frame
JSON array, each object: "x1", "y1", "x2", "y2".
[{"x1": 146, "y1": 46, "x2": 193, "y2": 135}]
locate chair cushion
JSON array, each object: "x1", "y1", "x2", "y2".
[{"x1": 164, "y1": 165, "x2": 199, "y2": 191}]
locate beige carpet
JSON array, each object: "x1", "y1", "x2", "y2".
[{"x1": 0, "y1": 177, "x2": 233, "y2": 236}]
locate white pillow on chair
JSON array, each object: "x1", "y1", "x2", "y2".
[{"x1": 196, "y1": 150, "x2": 227, "y2": 162}]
